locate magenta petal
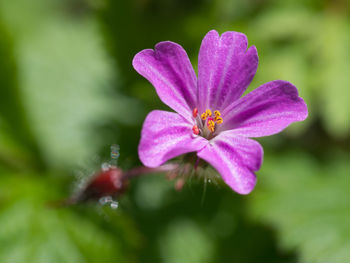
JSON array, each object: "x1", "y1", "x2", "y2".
[
  {"x1": 138, "y1": 110, "x2": 208, "y2": 168},
  {"x1": 221, "y1": 80, "x2": 308, "y2": 137},
  {"x1": 197, "y1": 132, "x2": 262, "y2": 194},
  {"x1": 133, "y1": 41, "x2": 197, "y2": 120},
  {"x1": 197, "y1": 30, "x2": 258, "y2": 112}
]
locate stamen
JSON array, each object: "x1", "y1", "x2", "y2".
[
  {"x1": 215, "y1": 116, "x2": 223, "y2": 124},
  {"x1": 207, "y1": 118, "x2": 215, "y2": 133},
  {"x1": 198, "y1": 109, "x2": 223, "y2": 134},
  {"x1": 214, "y1": 110, "x2": 221, "y2": 117},
  {"x1": 192, "y1": 108, "x2": 198, "y2": 118},
  {"x1": 192, "y1": 125, "x2": 200, "y2": 135},
  {"x1": 201, "y1": 109, "x2": 212, "y2": 120},
  {"x1": 205, "y1": 109, "x2": 212, "y2": 117}
]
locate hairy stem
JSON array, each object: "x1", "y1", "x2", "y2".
[{"x1": 124, "y1": 163, "x2": 178, "y2": 179}]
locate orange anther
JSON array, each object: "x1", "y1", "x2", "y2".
[
  {"x1": 214, "y1": 110, "x2": 221, "y2": 117},
  {"x1": 205, "y1": 109, "x2": 212, "y2": 117},
  {"x1": 215, "y1": 116, "x2": 223, "y2": 124},
  {"x1": 207, "y1": 118, "x2": 215, "y2": 133}
]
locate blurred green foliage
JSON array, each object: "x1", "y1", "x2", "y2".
[
  {"x1": 250, "y1": 152, "x2": 350, "y2": 263},
  {"x1": 0, "y1": 0, "x2": 349, "y2": 262}
]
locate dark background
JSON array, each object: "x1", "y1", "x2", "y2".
[{"x1": 0, "y1": 0, "x2": 349, "y2": 262}]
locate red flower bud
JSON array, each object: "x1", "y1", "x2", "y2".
[{"x1": 73, "y1": 166, "x2": 128, "y2": 203}]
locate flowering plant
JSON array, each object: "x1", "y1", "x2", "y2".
[{"x1": 133, "y1": 30, "x2": 307, "y2": 194}]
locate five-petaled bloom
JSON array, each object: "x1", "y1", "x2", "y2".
[{"x1": 133, "y1": 30, "x2": 308, "y2": 194}]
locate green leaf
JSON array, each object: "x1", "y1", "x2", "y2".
[
  {"x1": 0, "y1": 18, "x2": 44, "y2": 169},
  {"x1": 249, "y1": 152, "x2": 350, "y2": 263},
  {"x1": 249, "y1": 8, "x2": 350, "y2": 138},
  {"x1": 0, "y1": 173, "x2": 139, "y2": 263},
  {"x1": 0, "y1": 119, "x2": 36, "y2": 170},
  {"x1": 317, "y1": 14, "x2": 350, "y2": 137},
  {"x1": 0, "y1": 0, "x2": 140, "y2": 169},
  {"x1": 159, "y1": 219, "x2": 214, "y2": 263},
  {"x1": 248, "y1": 8, "x2": 319, "y2": 135}
]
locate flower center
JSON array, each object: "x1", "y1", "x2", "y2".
[{"x1": 192, "y1": 108, "x2": 223, "y2": 138}]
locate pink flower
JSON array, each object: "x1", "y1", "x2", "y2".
[{"x1": 133, "y1": 30, "x2": 308, "y2": 194}]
